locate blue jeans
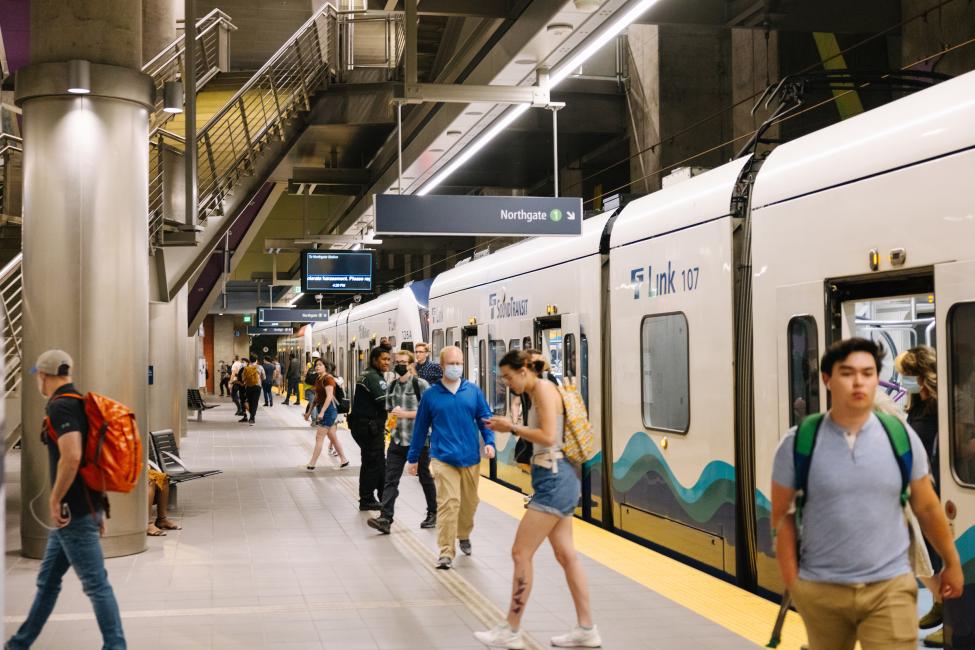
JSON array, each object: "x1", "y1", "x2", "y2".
[{"x1": 8, "y1": 513, "x2": 126, "y2": 650}]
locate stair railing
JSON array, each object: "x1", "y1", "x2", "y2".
[
  {"x1": 0, "y1": 134, "x2": 23, "y2": 221},
  {"x1": 0, "y1": 252, "x2": 23, "y2": 400}
]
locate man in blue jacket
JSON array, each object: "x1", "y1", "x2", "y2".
[{"x1": 407, "y1": 345, "x2": 495, "y2": 570}]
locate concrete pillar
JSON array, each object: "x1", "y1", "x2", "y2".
[
  {"x1": 17, "y1": 2, "x2": 150, "y2": 558},
  {"x1": 627, "y1": 25, "x2": 732, "y2": 192},
  {"x1": 142, "y1": 0, "x2": 177, "y2": 65}
]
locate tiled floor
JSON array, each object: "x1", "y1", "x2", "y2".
[{"x1": 4, "y1": 396, "x2": 758, "y2": 649}]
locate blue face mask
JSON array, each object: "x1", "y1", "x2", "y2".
[
  {"x1": 900, "y1": 375, "x2": 922, "y2": 394},
  {"x1": 444, "y1": 364, "x2": 464, "y2": 381}
]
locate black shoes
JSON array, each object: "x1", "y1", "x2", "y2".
[
  {"x1": 367, "y1": 516, "x2": 392, "y2": 535},
  {"x1": 238, "y1": 417, "x2": 248, "y2": 423},
  {"x1": 420, "y1": 513, "x2": 437, "y2": 529},
  {"x1": 459, "y1": 539, "x2": 472, "y2": 556},
  {"x1": 359, "y1": 500, "x2": 382, "y2": 511}
]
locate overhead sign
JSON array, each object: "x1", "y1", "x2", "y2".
[
  {"x1": 242, "y1": 314, "x2": 252, "y2": 324},
  {"x1": 248, "y1": 326, "x2": 294, "y2": 335},
  {"x1": 374, "y1": 194, "x2": 583, "y2": 237},
  {"x1": 301, "y1": 251, "x2": 373, "y2": 293},
  {"x1": 258, "y1": 307, "x2": 330, "y2": 326}
]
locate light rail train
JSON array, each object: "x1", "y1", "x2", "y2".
[{"x1": 286, "y1": 70, "x2": 975, "y2": 633}]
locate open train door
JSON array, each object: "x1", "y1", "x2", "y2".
[{"x1": 934, "y1": 259, "x2": 975, "y2": 649}]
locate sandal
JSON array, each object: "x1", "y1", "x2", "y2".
[
  {"x1": 147, "y1": 524, "x2": 166, "y2": 536},
  {"x1": 155, "y1": 518, "x2": 181, "y2": 531}
]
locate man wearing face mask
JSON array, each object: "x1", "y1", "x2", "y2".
[
  {"x1": 367, "y1": 350, "x2": 435, "y2": 535},
  {"x1": 406, "y1": 345, "x2": 496, "y2": 570}
]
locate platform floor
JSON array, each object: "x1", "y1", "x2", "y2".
[{"x1": 4, "y1": 395, "x2": 805, "y2": 649}]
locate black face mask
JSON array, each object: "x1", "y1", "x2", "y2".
[{"x1": 394, "y1": 364, "x2": 409, "y2": 377}]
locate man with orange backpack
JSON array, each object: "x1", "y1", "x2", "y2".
[{"x1": 7, "y1": 350, "x2": 128, "y2": 650}]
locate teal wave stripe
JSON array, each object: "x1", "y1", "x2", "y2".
[{"x1": 957, "y1": 524, "x2": 975, "y2": 583}]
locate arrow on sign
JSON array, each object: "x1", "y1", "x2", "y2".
[{"x1": 567, "y1": 211, "x2": 576, "y2": 220}]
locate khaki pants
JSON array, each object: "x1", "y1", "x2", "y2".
[
  {"x1": 791, "y1": 573, "x2": 918, "y2": 650},
  {"x1": 430, "y1": 459, "x2": 480, "y2": 559}
]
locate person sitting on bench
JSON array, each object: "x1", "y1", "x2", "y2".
[{"x1": 146, "y1": 467, "x2": 181, "y2": 537}]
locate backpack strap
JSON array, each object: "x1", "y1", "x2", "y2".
[
  {"x1": 412, "y1": 377, "x2": 422, "y2": 399},
  {"x1": 43, "y1": 393, "x2": 86, "y2": 443},
  {"x1": 874, "y1": 411, "x2": 913, "y2": 506},
  {"x1": 793, "y1": 412, "x2": 825, "y2": 529}
]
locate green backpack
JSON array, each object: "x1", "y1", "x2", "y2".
[{"x1": 793, "y1": 411, "x2": 913, "y2": 530}]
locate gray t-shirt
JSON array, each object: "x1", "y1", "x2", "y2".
[{"x1": 772, "y1": 412, "x2": 929, "y2": 584}]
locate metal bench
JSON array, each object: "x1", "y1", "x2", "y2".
[
  {"x1": 149, "y1": 429, "x2": 223, "y2": 487},
  {"x1": 187, "y1": 388, "x2": 219, "y2": 422}
]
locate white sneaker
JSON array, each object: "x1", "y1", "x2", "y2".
[
  {"x1": 474, "y1": 623, "x2": 524, "y2": 649},
  {"x1": 551, "y1": 625, "x2": 601, "y2": 648}
]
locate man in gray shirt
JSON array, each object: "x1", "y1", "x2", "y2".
[{"x1": 771, "y1": 337, "x2": 962, "y2": 650}]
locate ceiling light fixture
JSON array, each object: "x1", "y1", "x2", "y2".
[
  {"x1": 351, "y1": 242, "x2": 363, "y2": 251},
  {"x1": 67, "y1": 59, "x2": 91, "y2": 94},
  {"x1": 417, "y1": 0, "x2": 659, "y2": 196},
  {"x1": 163, "y1": 80, "x2": 184, "y2": 113}
]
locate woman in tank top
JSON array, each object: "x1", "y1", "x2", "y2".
[{"x1": 474, "y1": 350, "x2": 600, "y2": 649}]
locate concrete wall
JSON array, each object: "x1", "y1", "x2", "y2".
[{"x1": 902, "y1": 0, "x2": 975, "y2": 75}]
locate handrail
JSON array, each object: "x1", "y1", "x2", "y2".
[
  {"x1": 142, "y1": 9, "x2": 237, "y2": 75},
  {"x1": 0, "y1": 252, "x2": 23, "y2": 400}
]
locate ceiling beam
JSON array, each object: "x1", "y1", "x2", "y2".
[
  {"x1": 291, "y1": 167, "x2": 372, "y2": 185},
  {"x1": 370, "y1": 0, "x2": 513, "y2": 18}
]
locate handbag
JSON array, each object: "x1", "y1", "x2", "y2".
[{"x1": 513, "y1": 394, "x2": 533, "y2": 467}]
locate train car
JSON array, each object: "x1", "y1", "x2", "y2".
[
  {"x1": 346, "y1": 285, "x2": 428, "y2": 376},
  {"x1": 606, "y1": 157, "x2": 752, "y2": 577},
  {"x1": 427, "y1": 213, "x2": 610, "y2": 522},
  {"x1": 749, "y1": 68, "x2": 975, "y2": 630}
]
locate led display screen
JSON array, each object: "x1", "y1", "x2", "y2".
[{"x1": 301, "y1": 251, "x2": 373, "y2": 293}]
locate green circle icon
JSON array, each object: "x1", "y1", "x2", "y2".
[{"x1": 549, "y1": 209, "x2": 563, "y2": 222}]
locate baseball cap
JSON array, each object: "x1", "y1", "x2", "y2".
[
  {"x1": 31, "y1": 349, "x2": 73, "y2": 376},
  {"x1": 311, "y1": 351, "x2": 321, "y2": 358}
]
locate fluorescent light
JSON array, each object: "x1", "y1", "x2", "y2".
[
  {"x1": 289, "y1": 292, "x2": 305, "y2": 305},
  {"x1": 416, "y1": 0, "x2": 658, "y2": 195},
  {"x1": 418, "y1": 104, "x2": 530, "y2": 195},
  {"x1": 550, "y1": 0, "x2": 659, "y2": 86}
]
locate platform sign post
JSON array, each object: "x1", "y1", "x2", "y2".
[
  {"x1": 374, "y1": 194, "x2": 583, "y2": 237},
  {"x1": 257, "y1": 307, "x2": 330, "y2": 326}
]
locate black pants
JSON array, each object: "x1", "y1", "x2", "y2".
[
  {"x1": 350, "y1": 419, "x2": 385, "y2": 504},
  {"x1": 245, "y1": 386, "x2": 261, "y2": 421},
  {"x1": 284, "y1": 378, "x2": 299, "y2": 404},
  {"x1": 381, "y1": 443, "x2": 436, "y2": 521},
  {"x1": 232, "y1": 384, "x2": 245, "y2": 413},
  {"x1": 262, "y1": 381, "x2": 273, "y2": 406},
  {"x1": 219, "y1": 377, "x2": 229, "y2": 396}
]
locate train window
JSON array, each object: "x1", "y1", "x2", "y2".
[
  {"x1": 400, "y1": 341, "x2": 414, "y2": 352},
  {"x1": 523, "y1": 337, "x2": 532, "y2": 351},
  {"x1": 487, "y1": 340, "x2": 507, "y2": 415},
  {"x1": 447, "y1": 327, "x2": 459, "y2": 348},
  {"x1": 509, "y1": 338, "x2": 520, "y2": 351},
  {"x1": 432, "y1": 329, "x2": 444, "y2": 358},
  {"x1": 640, "y1": 313, "x2": 690, "y2": 433},
  {"x1": 564, "y1": 333, "x2": 577, "y2": 379},
  {"x1": 787, "y1": 316, "x2": 821, "y2": 426},
  {"x1": 949, "y1": 302, "x2": 975, "y2": 486},
  {"x1": 388, "y1": 336, "x2": 397, "y2": 348},
  {"x1": 580, "y1": 334, "x2": 589, "y2": 409}
]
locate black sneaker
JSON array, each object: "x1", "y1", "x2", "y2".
[
  {"x1": 238, "y1": 417, "x2": 248, "y2": 423},
  {"x1": 358, "y1": 500, "x2": 382, "y2": 511},
  {"x1": 367, "y1": 516, "x2": 391, "y2": 535},
  {"x1": 436, "y1": 556, "x2": 452, "y2": 570},
  {"x1": 459, "y1": 539, "x2": 472, "y2": 556},
  {"x1": 420, "y1": 513, "x2": 436, "y2": 529}
]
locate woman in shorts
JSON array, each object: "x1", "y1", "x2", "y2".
[
  {"x1": 475, "y1": 350, "x2": 600, "y2": 649},
  {"x1": 306, "y1": 359, "x2": 349, "y2": 470}
]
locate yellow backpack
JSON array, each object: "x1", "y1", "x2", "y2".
[
  {"x1": 557, "y1": 380, "x2": 595, "y2": 465},
  {"x1": 242, "y1": 364, "x2": 260, "y2": 387}
]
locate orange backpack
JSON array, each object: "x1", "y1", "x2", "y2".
[{"x1": 45, "y1": 393, "x2": 143, "y2": 494}]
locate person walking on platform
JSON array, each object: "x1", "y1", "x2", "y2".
[
  {"x1": 406, "y1": 345, "x2": 495, "y2": 570},
  {"x1": 239, "y1": 356, "x2": 264, "y2": 426},
  {"x1": 771, "y1": 338, "x2": 962, "y2": 650},
  {"x1": 306, "y1": 359, "x2": 349, "y2": 470},
  {"x1": 7, "y1": 350, "x2": 126, "y2": 650},
  {"x1": 261, "y1": 356, "x2": 276, "y2": 407},
  {"x1": 368, "y1": 350, "x2": 436, "y2": 534},
  {"x1": 349, "y1": 346, "x2": 391, "y2": 510},
  {"x1": 230, "y1": 355, "x2": 245, "y2": 415},
  {"x1": 414, "y1": 342, "x2": 443, "y2": 385},
  {"x1": 284, "y1": 353, "x2": 301, "y2": 405},
  {"x1": 303, "y1": 351, "x2": 321, "y2": 421},
  {"x1": 218, "y1": 360, "x2": 230, "y2": 396},
  {"x1": 474, "y1": 350, "x2": 600, "y2": 649}
]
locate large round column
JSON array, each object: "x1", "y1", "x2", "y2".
[{"x1": 16, "y1": 2, "x2": 151, "y2": 558}]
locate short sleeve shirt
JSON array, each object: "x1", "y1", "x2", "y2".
[
  {"x1": 314, "y1": 374, "x2": 337, "y2": 408},
  {"x1": 386, "y1": 377, "x2": 429, "y2": 446},
  {"x1": 44, "y1": 384, "x2": 103, "y2": 516},
  {"x1": 772, "y1": 412, "x2": 928, "y2": 584},
  {"x1": 351, "y1": 367, "x2": 388, "y2": 421}
]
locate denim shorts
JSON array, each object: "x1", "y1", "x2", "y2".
[
  {"x1": 527, "y1": 458, "x2": 580, "y2": 517},
  {"x1": 319, "y1": 403, "x2": 338, "y2": 427}
]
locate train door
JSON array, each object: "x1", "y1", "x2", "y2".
[
  {"x1": 461, "y1": 325, "x2": 479, "y2": 386},
  {"x1": 775, "y1": 283, "x2": 826, "y2": 434},
  {"x1": 534, "y1": 316, "x2": 564, "y2": 383},
  {"x1": 934, "y1": 260, "x2": 975, "y2": 643}
]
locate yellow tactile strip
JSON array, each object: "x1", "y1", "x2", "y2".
[{"x1": 476, "y1": 479, "x2": 808, "y2": 650}]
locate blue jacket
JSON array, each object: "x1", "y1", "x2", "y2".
[{"x1": 407, "y1": 379, "x2": 495, "y2": 467}]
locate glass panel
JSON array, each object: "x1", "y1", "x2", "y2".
[
  {"x1": 580, "y1": 334, "x2": 589, "y2": 409},
  {"x1": 487, "y1": 340, "x2": 507, "y2": 414},
  {"x1": 641, "y1": 313, "x2": 690, "y2": 433},
  {"x1": 523, "y1": 336, "x2": 532, "y2": 351},
  {"x1": 447, "y1": 327, "x2": 459, "y2": 348},
  {"x1": 949, "y1": 302, "x2": 975, "y2": 486},
  {"x1": 509, "y1": 338, "x2": 520, "y2": 351},
  {"x1": 400, "y1": 341, "x2": 414, "y2": 352},
  {"x1": 787, "y1": 316, "x2": 821, "y2": 426},
  {"x1": 564, "y1": 333, "x2": 577, "y2": 379},
  {"x1": 432, "y1": 329, "x2": 445, "y2": 358},
  {"x1": 545, "y1": 329, "x2": 563, "y2": 383},
  {"x1": 388, "y1": 336, "x2": 397, "y2": 348}
]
